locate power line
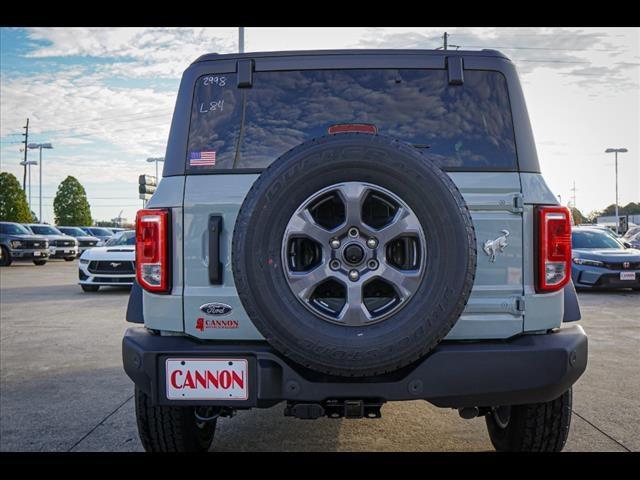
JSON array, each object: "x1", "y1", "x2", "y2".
[{"x1": 462, "y1": 45, "x2": 619, "y2": 53}]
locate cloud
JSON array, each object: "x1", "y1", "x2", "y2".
[
  {"x1": 25, "y1": 27, "x2": 238, "y2": 79},
  {"x1": 0, "y1": 65, "x2": 174, "y2": 156},
  {"x1": 356, "y1": 27, "x2": 638, "y2": 89}
]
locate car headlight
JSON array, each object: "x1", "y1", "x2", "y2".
[
  {"x1": 10, "y1": 240, "x2": 22, "y2": 249},
  {"x1": 79, "y1": 258, "x2": 89, "y2": 264},
  {"x1": 572, "y1": 257, "x2": 603, "y2": 267}
]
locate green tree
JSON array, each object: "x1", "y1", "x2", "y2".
[
  {"x1": 0, "y1": 172, "x2": 32, "y2": 222},
  {"x1": 53, "y1": 176, "x2": 92, "y2": 226},
  {"x1": 585, "y1": 210, "x2": 601, "y2": 223},
  {"x1": 601, "y1": 202, "x2": 640, "y2": 216},
  {"x1": 570, "y1": 207, "x2": 585, "y2": 225}
]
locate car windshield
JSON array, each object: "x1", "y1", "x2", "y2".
[
  {"x1": 87, "y1": 228, "x2": 113, "y2": 236},
  {"x1": 623, "y1": 227, "x2": 640, "y2": 239},
  {"x1": 0, "y1": 223, "x2": 32, "y2": 235},
  {"x1": 58, "y1": 227, "x2": 87, "y2": 237},
  {"x1": 572, "y1": 230, "x2": 623, "y2": 249},
  {"x1": 29, "y1": 225, "x2": 62, "y2": 235},
  {"x1": 105, "y1": 231, "x2": 135, "y2": 246}
]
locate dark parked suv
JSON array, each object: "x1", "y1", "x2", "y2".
[
  {"x1": 0, "y1": 221, "x2": 50, "y2": 266},
  {"x1": 123, "y1": 49, "x2": 588, "y2": 452}
]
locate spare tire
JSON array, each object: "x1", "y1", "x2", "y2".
[{"x1": 232, "y1": 133, "x2": 476, "y2": 377}]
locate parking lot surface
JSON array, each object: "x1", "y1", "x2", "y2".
[{"x1": 1, "y1": 261, "x2": 638, "y2": 452}]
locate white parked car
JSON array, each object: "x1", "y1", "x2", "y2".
[
  {"x1": 78, "y1": 230, "x2": 135, "y2": 292},
  {"x1": 23, "y1": 224, "x2": 78, "y2": 261}
]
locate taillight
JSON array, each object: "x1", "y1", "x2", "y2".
[
  {"x1": 328, "y1": 123, "x2": 377, "y2": 135},
  {"x1": 136, "y1": 208, "x2": 170, "y2": 293},
  {"x1": 536, "y1": 206, "x2": 572, "y2": 293}
]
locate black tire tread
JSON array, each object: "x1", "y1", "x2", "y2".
[
  {"x1": 486, "y1": 388, "x2": 572, "y2": 452},
  {"x1": 0, "y1": 246, "x2": 12, "y2": 267},
  {"x1": 134, "y1": 388, "x2": 216, "y2": 452}
]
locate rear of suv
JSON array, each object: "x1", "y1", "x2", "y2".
[{"x1": 123, "y1": 49, "x2": 587, "y2": 452}]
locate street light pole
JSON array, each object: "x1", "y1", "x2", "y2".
[
  {"x1": 19, "y1": 160, "x2": 37, "y2": 212},
  {"x1": 146, "y1": 157, "x2": 165, "y2": 182},
  {"x1": 39, "y1": 146, "x2": 43, "y2": 222},
  {"x1": 605, "y1": 147, "x2": 628, "y2": 234}
]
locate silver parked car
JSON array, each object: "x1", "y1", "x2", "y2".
[
  {"x1": 57, "y1": 226, "x2": 100, "y2": 257},
  {"x1": 79, "y1": 227, "x2": 114, "y2": 246},
  {"x1": 23, "y1": 224, "x2": 78, "y2": 261}
]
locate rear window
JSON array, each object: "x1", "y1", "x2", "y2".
[{"x1": 187, "y1": 69, "x2": 517, "y2": 171}]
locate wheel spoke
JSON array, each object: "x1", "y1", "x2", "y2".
[
  {"x1": 377, "y1": 262, "x2": 422, "y2": 299},
  {"x1": 338, "y1": 283, "x2": 372, "y2": 326},
  {"x1": 336, "y1": 183, "x2": 368, "y2": 227},
  {"x1": 286, "y1": 209, "x2": 333, "y2": 245},
  {"x1": 376, "y1": 207, "x2": 422, "y2": 246},
  {"x1": 286, "y1": 263, "x2": 334, "y2": 300}
]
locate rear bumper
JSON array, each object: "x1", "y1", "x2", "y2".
[{"x1": 123, "y1": 325, "x2": 588, "y2": 409}]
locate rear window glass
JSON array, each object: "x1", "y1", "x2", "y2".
[{"x1": 187, "y1": 69, "x2": 517, "y2": 171}]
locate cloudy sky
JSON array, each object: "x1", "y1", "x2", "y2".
[{"x1": 1, "y1": 27, "x2": 638, "y2": 224}]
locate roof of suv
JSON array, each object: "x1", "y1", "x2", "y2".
[{"x1": 193, "y1": 48, "x2": 511, "y2": 65}]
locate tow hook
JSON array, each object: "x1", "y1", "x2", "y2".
[
  {"x1": 284, "y1": 399, "x2": 384, "y2": 420},
  {"x1": 194, "y1": 406, "x2": 235, "y2": 423}
]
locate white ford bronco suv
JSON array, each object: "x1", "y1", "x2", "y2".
[{"x1": 123, "y1": 49, "x2": 588, "y2": 452}]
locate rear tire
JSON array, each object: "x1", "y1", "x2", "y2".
[
  {"x1": 134, "y1": 388, "x2": 217, "y2": 453},
  {"x1": 81, "y1": 284, "x2": 100, "y2": 292},
  {"x1": 1, "y1": 246, "x2": 12, "y2": 266},
  {"x1": 485, "y1": 388, "x2": 572, "y2": 452},
  {"x1": 33, "y1": 260, "x2": 47, "y2": 266},
  {"x1": 64, "y1": 257, "x2": 75, "y2": 262}
]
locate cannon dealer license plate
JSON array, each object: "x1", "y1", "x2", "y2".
[
  {"x1": 620, "y1": 272, "x2": 636, "y2": 281},
  {"x1": 166, "y1": 359, "x2": 248, "y2": 400}
]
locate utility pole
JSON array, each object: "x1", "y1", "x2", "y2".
[
  {"x1": 605, "y1": 148, "x2": 628, "y2": 234},
  {"x1": 239, "y1": 27, "x2": 245, "y2": 53},
  {"x1": 443, "y1": 32, "x2": 448, "y2": 50},
  {"x1": 21, "y1": 118, "x2": 29, "y2": 191}
]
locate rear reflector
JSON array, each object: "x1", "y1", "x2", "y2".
[
  {"x1": 536, "y1": 206, "x2": 572, "y2": 293},
  {"x1": 328, "y1": 124, "x2": 377, "y2": 135},
  {"x1": 136, "y1": 208, "x2": 170, "y2": 293}
]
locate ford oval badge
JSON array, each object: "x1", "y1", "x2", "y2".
[{"x1": 199, "y1": 303, "x2": 233, "y2": 316}]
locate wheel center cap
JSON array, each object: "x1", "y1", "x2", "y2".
[{"x1": 343, "y1": 243, "x2": 365, "y2": 265}]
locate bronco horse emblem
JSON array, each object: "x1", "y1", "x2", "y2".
[{"x1": 483, "y1": 230, "x2": 510, "y2": 263}]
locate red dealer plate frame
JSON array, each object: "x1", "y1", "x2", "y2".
[{"x1": 165, "y1": 358, "x2": 249, "y2": 400}]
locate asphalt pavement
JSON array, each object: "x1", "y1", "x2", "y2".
[{"x1": 1, "y1": 261, "x2": 638, "y2": 452}]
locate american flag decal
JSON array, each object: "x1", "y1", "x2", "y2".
[{"x1": 189, "y1": 151, "x2": 216, "y2": 166}]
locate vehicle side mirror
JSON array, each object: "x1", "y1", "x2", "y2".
[{"x1": 623, "y1": 241, "x2": 632, "y2": 249}]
